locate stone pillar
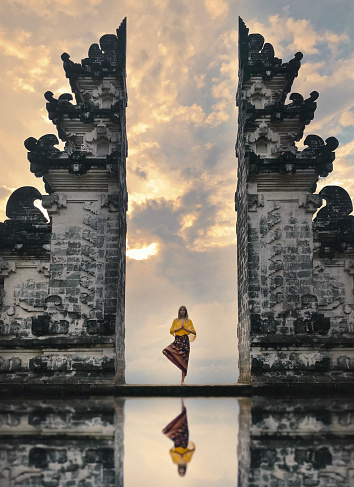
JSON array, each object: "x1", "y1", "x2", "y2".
[
  {"x1": 237, "y1": 398, "x2": 252, "y2": 487},
  {"x1": 115, "y1": 398, "x2": 125, "y2": 487},
  {"x1": 248, "y1": 397, "x2": 354, "y2": 487},
  {"x1": 0, "y1": 397, "x2": 119, "y2": 486},
  {"x1": 0, "y1": 19, "x2": 128, "y2": 385},
  {"x1": 236, "y1": 126, "x2": 251, "y2": 384},
  {"x1": 236, "y1": 18, "x2": 354, "y2": 385}
]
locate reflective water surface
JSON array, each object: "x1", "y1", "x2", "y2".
[{"x1": 1, "y1": 395, "x2": 354, "y2": 486}]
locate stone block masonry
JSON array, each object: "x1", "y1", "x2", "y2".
[
  {"x1": 236, "y1": 18, "x2": 354, "y2": 386},
  {"x1": 238, "y1": 396, "x2": 354, "y2": 487},
  {"x1": 0, "y1": 19, "x2": 128, "y2": 385},
  {"x1": 0, "y1": 397, "x2": 124, "y2": 487}
]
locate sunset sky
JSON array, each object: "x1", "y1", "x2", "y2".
[
  {"x1": 0, "y1": 0, "x2": 353, "y2": 383},
  {"x1": 125, "y1": 398, "x2": 238, "y2": 485}
]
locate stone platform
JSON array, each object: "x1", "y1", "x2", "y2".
[
  {"x1": 115, "y1": 383, "x2": 252, "y2": 397},
  {"x1": 1, "y1": 381, "x2": 354, "y2": 397},
  {"x1": 0, "y1": 381, "x2": 251, "y2": 397}
]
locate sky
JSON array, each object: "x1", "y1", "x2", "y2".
[
  {"x1": 0, "y1": 0, "x2": 353, "y2": 383},
  {"x1": 125, "y1": 398, "x2": 238, "y2": 486}
]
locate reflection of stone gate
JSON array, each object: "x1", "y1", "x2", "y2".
[
  {"x1": 0, "y1": 20, "x2": 127, "y2": 387},
  {"x1": 0, "y1": 397, "x2": 124, "y2": 487},
  {"x1": 238, "y1": 397, "x2": 354, "y2": 487},
  {"x1": 236, "y1": 18, "x2": 354, "y2": 386},
  {"x1": 1, "y1": 396, "x2": 354, "y2": 487}
]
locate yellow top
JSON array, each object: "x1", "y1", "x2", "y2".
[
  {"x1": 169, "y1": 442, "x2": 196, "y2": 465},
  {"x1": 170, "y1": 319, "x2": 196, "y2": 341}
]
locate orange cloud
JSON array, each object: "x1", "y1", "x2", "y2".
[{"x1": 204, "y1": 0, "x2": 229, "y2": 19}]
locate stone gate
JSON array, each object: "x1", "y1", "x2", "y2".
[
  {"x1": 0, "y1": 19, "x2": 127, "y2": 387},
  {"x1": 236, "y1": 18, "x2": 354, "y2": 386}
]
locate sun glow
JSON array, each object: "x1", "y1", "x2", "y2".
[
  {"x1": 126, "y1": 242, "x2": 159, "y2": 261},
  {"x1": 179, "y1": 213, "x2": 198, "y2": 232}
]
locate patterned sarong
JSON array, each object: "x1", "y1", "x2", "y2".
[
  {"x1": 162, "y1": 334, "x2": 190, "y2": 375},
  {"x1": 162, "y1": 405, "x2": 189, "y2": 448}
]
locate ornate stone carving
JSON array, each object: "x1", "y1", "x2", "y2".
[
  {"x1": 236, "y1": 18, "x2": 354, "y2": 385},
  {"x1": 0, "y1": 187, "x2": 51, "y2": 257},
  {"x1": 299, "y1": 194, "x2": 323, "y2": 213},
  {"x1": 239, "y1": 17, "x2": 302, "y2": 94},
  {"x1": 248, "y1": 122, "x2": 280, "y2": 156},
  {"x1": 299, "y1": 135, "x2": 339, "y2": 177},
  {"x1": 42, "y1": 194, "x2": 67, "y2": 215},
  {"x1": 24, "y1": 135, "x2": 61, "y2": 177},
  {"x1": 248, "y1": 194, "x2": 264, "y2": 212},
  {"x1": 0, "y1": 20, "x2": 127, "y2": 384},
  {"x1": 92, "y1": 80, "x2": 121, "y2": 108},
  {"x1": 62, "y1": 18, "x2": 126, "y2": 95},
  {"x1": 314, "y1": 186, "x2": 354, "y2": 257},
  {"x1": 244, "y1": 81, "x2": 272, "y2": 109}
]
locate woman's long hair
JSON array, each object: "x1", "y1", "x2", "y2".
[
  {"x1": 178, "y1": 465, "x2": 187, "y2": 477},
  {"x1": 178, "y1": 306, "x2": 188, "y2": 319}
]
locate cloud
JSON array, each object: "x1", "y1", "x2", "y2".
[
  {"x1": 0, "y1": 186, "x2": 14, "y2": 221},
  {"x1": 249, "y1": 14, "x2": 349, "y2": 59},
  {"x1": 128, "y1": 165, "x2": 236, "y2": 253},
  {"x1": 0, "y1": 28, "x2": 54, "y2": 94},
  {"x1": 194, "y1": 73, "x2": 206, "y2": 89},
  {"x1": 0, "y1": 29, "x2": 29, "y2": 59},
  {"x1": 298, "y1": 57, "x2": 354, "y2": 91},
  {"x1": 132, "y1": 167, "x2": 148, "y2": 180},
  {"x1": 204, "y1": 0, "x2": 229, "y2": 19},
  {"x1": 336, "y1": 140, "x2": 354, "y2": 160},
  {"x1": 340, "y1": 110, "x2": 354, "y2": 127},
  {"x1": 4, "y1": 0, "x2": 103, "y2": 17}
]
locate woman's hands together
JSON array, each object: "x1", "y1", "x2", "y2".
[{"x1": 175, "y1": 322, "x2": 196, "y2": 335}]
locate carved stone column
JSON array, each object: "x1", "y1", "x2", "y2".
[
  {"x1": 236, "y1": 18, "x2": 354, "y2": 386},
  {"x1": 0, "y1": 19, "x2": 128, "y2": 386}
]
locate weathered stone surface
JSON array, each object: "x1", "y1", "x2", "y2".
[
  {"x1": 314, "y1": 185, "x2": 354, "y2": 257},
  {"x1": 238, "y1": 397, "x2": 354, "y2": 486},
  {"x1": 236, "y1": 18, "x2": 354, "y2": 385},
  {"x1": 0, "y1": 20, "x2": 127, "y2": 385},
  {"x1": 0, "y1": 397, "x2": 123, "y2": 487}
]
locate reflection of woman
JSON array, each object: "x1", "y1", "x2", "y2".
[
  {"x1": 162, "y1": 400, "x2": 195, "y2": 477},
  {"x1": 162, "y1": 306, "x2": 196, "y2": 385}
]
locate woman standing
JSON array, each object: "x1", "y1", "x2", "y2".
[
  {"x1": 162, "y1": 306, "x2": 196, "y2": 385},
  {"x1": 162, "y1": 399, "x2": 195, "y2": 476}
]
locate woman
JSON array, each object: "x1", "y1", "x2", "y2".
[
  {"x1": 162, "y1": 399, "x2": 195, "y2": 476},
  {"x1": 162, "y1": 306, "x2": 196, "y2": 385}
]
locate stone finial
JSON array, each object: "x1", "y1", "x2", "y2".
[
  {"x1": 301, "y1": 135, "x2": 339, "y2": 177},
  {"x1": 6, "y1": 187, "x2": 47, "y2": 224},
  {"x1": 0, "y1": 187, "x2": 51, "y2": 256},
  {"x1": 62, "y1": 18, "x2": 127, "y2": 84},
  {"x1": 238, "y1": 17, "x2": 301, "y2": 85},
  {"x1": 314, "y1": 186, "x2": 354, "y2": 257},
  {"x1": 24, "y1": 134, "x2": 61, "y2": 177}
]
